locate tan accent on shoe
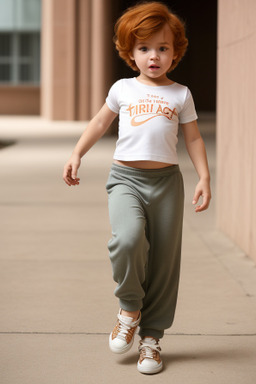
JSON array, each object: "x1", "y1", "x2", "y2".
[
  {"x1": 111, "y1": 311, "x2": 141, "y2": 343},
  {"x1": 138, "y1": 339, "x2": 162, "y2": 364}
]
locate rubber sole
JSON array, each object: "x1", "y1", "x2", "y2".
[
  {"x1": 109, "y1": 333, "x2": 134, "y2": 354},
  {"x1": 137, "y1": 361, "x2": 163, "y2": 375}
]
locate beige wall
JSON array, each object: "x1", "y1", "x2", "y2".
[
  {"x1": 0, "y1": 87, "x2": 40, "y2": 115},
  {"x1": 41, "y1": 0, "x2": 114, "y2": 121},
  {"x1": 217, "y1": 0, "x2": 256, "y2": 261}
]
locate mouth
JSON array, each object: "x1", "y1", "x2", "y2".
[{"x1": 149, "y1": 65, "x2": 160, "y2": 70}]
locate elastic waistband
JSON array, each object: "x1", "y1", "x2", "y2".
[{"x1": 110, "y1": 163, "x2": 180, "y2": 178}]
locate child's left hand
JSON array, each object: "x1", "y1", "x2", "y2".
[{"x1": 192, "y1": 179, "x2": 211, "y2": 213}]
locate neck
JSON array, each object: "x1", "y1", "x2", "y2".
[{"x1": 136, "y1": 74, "x2": 174, "y2": 86}]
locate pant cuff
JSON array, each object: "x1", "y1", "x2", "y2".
[
  {"x1": 119, "y1": 299, "x2": 142, "y2": 312},
  {"x1": 139, "y1": 328, "x2": 164, "y2": 340}
]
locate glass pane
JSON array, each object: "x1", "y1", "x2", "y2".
[
  {"x1": 0, "y1": 34, "x2": 11, "y2": 56},
  {"x1": 19, "y1": 63, "x2": 31, "y2": 81},
  {"x1": 0, "y1": 0, "x2": 15, "y2": 30},
  {"x1": 19, "y1": 33, "x2": 32, "y2": 57},
  {"x1": 16, "y1": 0, "x2": 41, "y2": 31},
  {"x1": 0, "y1": 63, "x2": 11, "y2": 81}
]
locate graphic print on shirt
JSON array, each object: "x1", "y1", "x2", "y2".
[{"x1": 126, "y1": 93, "x2": 178, "y2": 127}]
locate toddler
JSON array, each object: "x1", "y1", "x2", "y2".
[{"x1": 63, "y1": 1, "x2": 211, "y2": 375}]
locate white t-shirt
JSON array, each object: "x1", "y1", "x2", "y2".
[{"x1": 106, "y1": 77, "x2": 198, "y2": 164}]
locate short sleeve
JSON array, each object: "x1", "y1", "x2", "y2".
[
  {"x1": 105, "y1": 80, "x2": 122, "y2": 114},
  {"x1": 179, "y1": 88, "x2": 198, "y2": 124}
]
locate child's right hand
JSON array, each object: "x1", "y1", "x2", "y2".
[{"x1": 63, "y1": 154, "x2": 81, "y2": 186}]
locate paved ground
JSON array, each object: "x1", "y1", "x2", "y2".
[{"x1": 0, "y1": 116, "x2": 256, "y2": 384}]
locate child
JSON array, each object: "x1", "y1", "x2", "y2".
[{"x1": 63, "y1": 1, "x2": 211, "y2": 375}]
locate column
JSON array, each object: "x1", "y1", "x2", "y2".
[{"x1": 41, "y1": 0, "x2": 76, "y2": 120}]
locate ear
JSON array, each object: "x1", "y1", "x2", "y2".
[{"x1": 129, "y1": 52, "x2": 134, "y2": 61}]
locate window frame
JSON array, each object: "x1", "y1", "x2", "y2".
[{"x1": 0, "y1": 31, "x2": 40, "y2": 85}]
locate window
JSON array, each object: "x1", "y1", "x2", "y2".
[
  {"x1": 0, "y1": 34, "x2": 12, "y2": 82},
  {"x1": 0, "y1": 0, "x2": 41, "y2": 85},
  {"x1": 0, "y1": 32, "x2": 40, "y2": 84}
]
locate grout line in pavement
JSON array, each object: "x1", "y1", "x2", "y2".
[{"x1": 0, "y1": 332, "x2": 255, "y2": 336}]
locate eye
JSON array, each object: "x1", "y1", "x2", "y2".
[
  {"x1": 159, "y1": 46, "x2": 168, "y2": 52},
  {"x1": 139, "y1": 46, "x2": 148, "y2": 52}
]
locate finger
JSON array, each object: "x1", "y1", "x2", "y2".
[
  {"x1": 63, "y1": 165, "x2": 80, "y2": 186},
  {"x1": 64, "y1": 179, "x2": 71, "y2": 186},
  {"x1": 67, "y1": 176, "x2": 77, "y2": 185},
  {"x1": 63, "y1": 165, "x2": 71, "y2": 182},
  {"x1": 195, "y1": 204, "x2": 205, "y2": 212},
  {"x1": 63, "y1": 173, "x2": 71, "y2": 186},
  {"x1": 64, "y1": 176, "x2": 72, "y2": 186},
  {"x1": 71, "y1": 179, "x2": 80, "y2": 186},
  {"x1": 67, "y1": 175, "x2": 80, "y2": 186},
  {"x1": 195, "y1": 194, "x2": 211, "y2": 212},
  {"x1": 192, "y1": 190, "x2": 201, "y2": 205},
  {"x1": 63, "y1": 171, "x2": 76, "y2": 186},
  {"x1": 71, "y1": 166, "x2": 78, "y2": 180}
]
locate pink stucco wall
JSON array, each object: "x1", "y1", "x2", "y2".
[
  {"x1": 41, "y1": 0, "x2": 113, "y2": 121},
  {"x1": 217, "y1": 0, "x2": 256, "y2": 261}
]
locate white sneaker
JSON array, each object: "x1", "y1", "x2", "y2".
[
  {"x1": 109, "y1": 309, "x2": 141, "y2": 354},
  {"x1": 137, "y1": 337, "x2": 163, "y2": 374}
]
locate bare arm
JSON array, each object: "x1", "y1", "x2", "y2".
[
  {"x1": 181, "y1": 120, "x2": 211, "y2": 212},
  {"x1": 63, "y1": 103, "x2": 117, "y2": 186}
]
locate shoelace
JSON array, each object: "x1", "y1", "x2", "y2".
[
  {"x1": 116, "y1": 313, "x2": 140, "y2": 341},
  {"x1": 138, "y1": 340, "x2": 161, "y2": 360}
]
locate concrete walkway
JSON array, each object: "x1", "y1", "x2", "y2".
[{"x1": 0, "y1": 116, "x2": 255, "y2": 384}]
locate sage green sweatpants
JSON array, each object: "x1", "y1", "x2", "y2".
[{"x1": 106, "y1": 163, "x2": 184, "y2": 340}]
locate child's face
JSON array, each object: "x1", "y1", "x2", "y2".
[{"x1": 130, "y1": 24, "x2": 177, "y2": 84}]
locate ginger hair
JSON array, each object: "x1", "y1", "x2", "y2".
[{"x1": 114, "y1": 1, "x2": 188, "y2": 72}]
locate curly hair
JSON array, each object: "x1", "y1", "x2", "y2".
[{"x1": 114, "y1": 1, "x2": 188, "y2": 72}]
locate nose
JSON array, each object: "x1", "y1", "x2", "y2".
[{"x1": 150, "y1": 49, "x2": 159, "y2": 60}]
